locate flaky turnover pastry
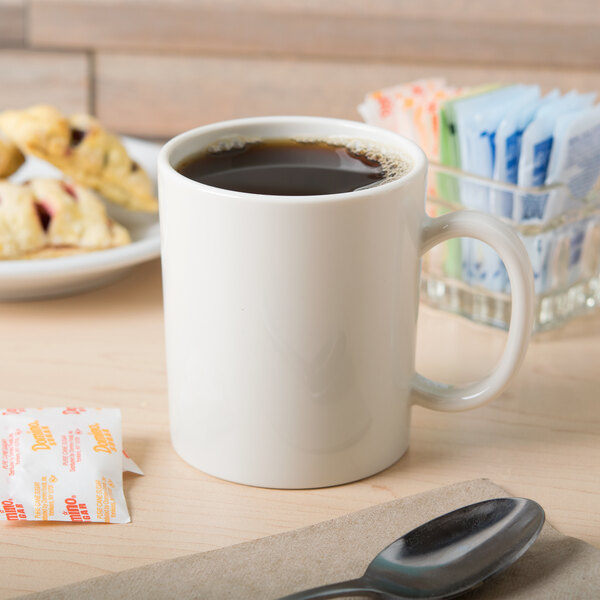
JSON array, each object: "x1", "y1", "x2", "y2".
[
  {"x1": 0, "y1": 134, "x2": 25, "y2": 178},
  {"x1": 0, "y1": 105, "x2": 157, "y2": 212},
  {"x1": 0, "y1": 179, "x2": 130, "y2": 259}
]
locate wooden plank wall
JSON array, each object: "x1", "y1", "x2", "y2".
[{"x1": 0, "y1": 0, "x2": 599, "y2": 138}]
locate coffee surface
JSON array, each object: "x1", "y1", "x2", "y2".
[{"x1": 176, "y1": 138, "x2": 396, "y2": 196}]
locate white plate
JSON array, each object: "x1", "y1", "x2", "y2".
[{"x1": 0, "y1": 136, "x2": 161, "y2": 301}]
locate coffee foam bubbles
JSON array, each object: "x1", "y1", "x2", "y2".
[
  {"x1": 291, "y1": 135, "x2": 413, "y2": 185},
  {"x1": 205, "y1": 136, "x2": 262, "y2": 154},
  {"x1": 205, "y1": 135, "x2": 413, "y2": 186}
]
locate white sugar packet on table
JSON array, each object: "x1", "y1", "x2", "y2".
[{"x1": 0, "y1": 408, "x2": 142, "y2": 523}]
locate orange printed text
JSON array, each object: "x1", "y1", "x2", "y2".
[{"x1": 28, "y1": 420, "x2": 57, "y2": 451}]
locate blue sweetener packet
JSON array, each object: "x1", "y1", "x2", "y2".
[
  {"x1": 492, "y1": 88, "x2": 558, "y2": 218},
  {"x1": 453, "y1": 85, "x2": 537, "y2": 291},
  {"x1": 492, "y1": 89, "x2": 559, "y2": 295},
  {"x1": 545, "y1": 104, "x2": 600, "y2": 287},
  {"x1": 546, "y1": 104, "x2": 600, "y2": 206},
  {"x1": 514, "y1": 92, "x2": 596, "y2": 294},
  {"x1": 515, "y1": 91, "x2": 596, "y2": 224}
]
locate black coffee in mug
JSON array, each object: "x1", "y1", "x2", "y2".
[{"x1": 176, "y1": 138, "x2": 408, "y2": 196}]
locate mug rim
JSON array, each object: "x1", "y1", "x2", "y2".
[{"x1": 158, "y1": 115, "x2": 427, "y2": 204}]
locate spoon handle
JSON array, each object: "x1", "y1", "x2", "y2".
[{"x1": 278, "y1": 577, "x2": 382, "y2": 600}]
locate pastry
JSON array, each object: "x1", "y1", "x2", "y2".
[
  {"x1": 0, "y1": 105, "x2": 157, "y2": 212},
  {"x1": 0, "y1": 179, "x2": 130, "y2": 260},
  {"x1": 0, "y1": 134, "x2": 24, "y2": 178},
  {"x1": 0, "y1": 182, "x2": 46, "y2": 258}
]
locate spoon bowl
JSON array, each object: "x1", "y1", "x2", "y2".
[{"x1": 279, "y1": 497, "x2": 545, "y2": 599}]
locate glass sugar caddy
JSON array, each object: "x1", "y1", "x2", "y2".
[{"x1": 422, "y1": 163, "x2": 600, "y2": 332}]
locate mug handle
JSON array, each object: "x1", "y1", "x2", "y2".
[{"x1": 413, "y1": 210, "x2": 535, "y2": 412}]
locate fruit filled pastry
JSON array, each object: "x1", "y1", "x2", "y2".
[
  {"x1": 0, "y1": 134, "x2": 24, "y2": 177},
  {"x1": 0, "y1": 179, "x2": 130, "y2": 259},
  {"x1": 0, "y1": 105, "x2": 158, "y2": 212}
]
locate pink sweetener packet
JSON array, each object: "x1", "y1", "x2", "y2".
[{"x1": 0, "y1": 407, "x2": 142, "y2": 523}]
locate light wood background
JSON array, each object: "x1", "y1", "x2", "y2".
[{"x1": 1, "y1": 0, "x2": 600, "y2": 136}]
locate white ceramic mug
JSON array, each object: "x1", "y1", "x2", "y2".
[{"x1": 158, "y1": 116, "x2": 534, "y2": 489}]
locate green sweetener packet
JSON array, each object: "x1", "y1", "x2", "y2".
[{"x1": 436, "y1": 84, "x2": 501, "y2": 279}]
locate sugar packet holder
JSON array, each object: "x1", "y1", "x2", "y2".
[{"x1": 0, "y1": 407, "x2": 142, "y2": 523}]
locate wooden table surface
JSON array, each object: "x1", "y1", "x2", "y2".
[{"x1": 0, "y1": 258, "x2": 598, "y2": 598}]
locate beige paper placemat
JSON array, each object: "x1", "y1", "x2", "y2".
[{"x1": 19, "y1": 479, "x2": 600, "y2": 599}]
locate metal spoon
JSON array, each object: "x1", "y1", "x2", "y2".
[{"x1": 279, "y1": 497, "x2": 544, "y2": 599}]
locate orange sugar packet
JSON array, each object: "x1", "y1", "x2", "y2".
[
  {"x1": 358, "y1": 78, "x2": 466, "y2": 160},
  {"x1": 0, "y1": 407, "x2": 142, "y2": 523}
]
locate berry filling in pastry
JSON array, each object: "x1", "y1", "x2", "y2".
[
  {"x1": 0, "y1": 179, "x2": 130, "y2": 259},
  {"x1": 69, "y1": 127, "x2": 86, "y2": 148},
  {"x1": 34, "y1": 201, "x2": 53, "y2": 231}
]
